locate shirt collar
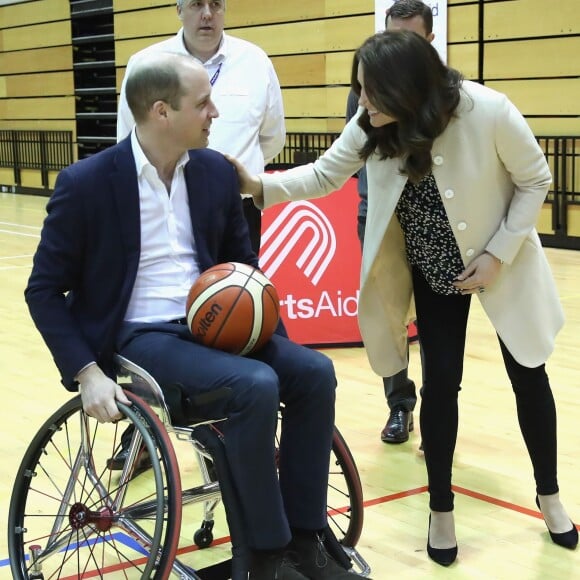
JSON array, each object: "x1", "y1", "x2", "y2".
[
  {"x1": 178, "y1": 27, "x2": 227, "y2": 66},
  {"x1": 131, "y1": 128, "x2": 190, "y2": 179}
]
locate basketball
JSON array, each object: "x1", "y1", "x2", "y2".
[{"x1": 186, "y1": 262, "x2": 280, "y2": 356}]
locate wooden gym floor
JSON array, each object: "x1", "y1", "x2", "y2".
[{"x1": 0, "y1": 192, "x2": 578, "y2": 578}]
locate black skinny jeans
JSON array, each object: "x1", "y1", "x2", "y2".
[{"x1": 412, "y1": 267, "x2": 559, "y2": 512}]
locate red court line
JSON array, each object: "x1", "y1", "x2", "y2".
[
  {"x1": 362, "y1": 486, "x2": 428, "y2": 508},
  {"x1": 41, "y1": 485, "x2": 580, "y2": 577},
  {"x1": 363, "y1": 484, "x2": 579, "y2": 530}
]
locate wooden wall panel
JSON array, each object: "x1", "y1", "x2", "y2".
[
  {"x1": 0, "y1": 0, "x2": 69, "y2": 27},
  {"x1": 568, "y1": 206, "x2": 580, "y2": 236},
  {"x1": 528, "y1": 119, "x2": 580, "y2": 137},
  {"x1": 0, "y1": 120, "x2": 76, "y2": 133},
  {"x1": 272, "y1": 54, "x2": 328, "y2": 87},
  {"x1": 283, "y1": 86, "x2": 350, "y2": 118},
  {"x1": 113, "y1": 0, "x2": 172, "y2": 12},
  {"x1": 115, "y1": 36, "x2": 173, "y2": 67},
  {"x1": 229, "y1": 16, "x2": 370, "y2": 56},
  {"x1": 286, "y1": 118, "x2": 345, "y2": 133},
  {"x1": 0, "y1": 21, "x2": 71, "y2": 51},
  {"x1": 224, "y1": 0, "x2": 372, "y2": 27},
  {"x1": 19, "y1": 169, "x2": 44, "y2": 189},
  {"x1": 485, "y1": 37, "x2": 580, "y2": 79},
  {"x1": 114, "y1": 7, "x2": 180, "y2": 40},
  {"x1": 115, "y1": 12, "x2": 371, "y2": 56},
  {"x1": 486, "y1": 79, "x2": 580, "y2": 116},
  {"x1": 0, "y1": 46, "x2": 73, "y2": 75},
  {"x1": 326, "y1": 52, "x2": 356, "y2": 85},
  {"x1": 447, "y1": 4, "x2": 479, "y2": 43},
  {"x1": 0, "y1": 97, "x2": 75, "y2": 120},
  {"x1": 448, "y1": 43, "x2": 479, "y2": 79},
  {"x1": 536, "y1": 205, "x2": 552, "y2": 235},
  {"x1": 0, "y1": 169, "x2": 14, "y2": 185},
  {"x1": 271, "y1": 52, "x2": 354, "y2": 88},
  {"x1": 1, "y1": 72, "x2": 74, "y2": 98},
  {"x1": 485, "y1": 0, "x2": 580, "y2": 40},
  {"x1": 112, "y1": 0, "x2": 373, "y2": 24}
]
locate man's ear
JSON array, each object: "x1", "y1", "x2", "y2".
[
  {"x1": 427, "y1": 32, "x2": 435, "y2": 44},
  {"x1": 151, "y1": 100, "x2": 169, "y2": 121}
]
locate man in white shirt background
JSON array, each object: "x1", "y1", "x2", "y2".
[{"x1": 117, "y1": 0, "x2": 286, "y2": 254}]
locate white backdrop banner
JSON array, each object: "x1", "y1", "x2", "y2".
[{"x1": 374, "y1": 0, "x2": 448, "y2": 62}]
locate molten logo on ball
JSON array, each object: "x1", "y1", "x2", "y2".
[
  {"x1": 194, "y1": 303, "x2": 223, "y2": 338},
  {"x1": 186, "y1": 262, "x2": 280, "y2": 356}
]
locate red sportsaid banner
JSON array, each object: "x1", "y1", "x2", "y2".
[{"x1": 259, "y1": 178, "x2": 363, "y2": 346}]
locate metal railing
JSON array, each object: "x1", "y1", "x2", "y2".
[
  {"x1": 0, "y1": 130, "x2": 74, "y2": 190},
  {"x1": 0, "y1": 130, "x2": 578, "y2": 246}
]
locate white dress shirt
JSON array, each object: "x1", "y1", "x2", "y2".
[
  {"x1": 124, "y1": 130, "x2": 200, "y2": 323},
  {"x1": 117, "y1": 30, "x2": 286, "y2": 175}
]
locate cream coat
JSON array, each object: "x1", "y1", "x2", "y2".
[{"x1": 260, "y1": 81, "x2": 564, "y2": 376}]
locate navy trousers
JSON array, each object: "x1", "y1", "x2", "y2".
[{"x1": 116, "y1": 321, "x2": 336, "y2": 550}]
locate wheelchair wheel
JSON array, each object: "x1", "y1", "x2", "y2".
[
  {"x1": 8, "y1": 391, "x2": 182, "y2": 579},
  {"x1": 327, "y1": 427, "x2": 364, "y2": 547}
]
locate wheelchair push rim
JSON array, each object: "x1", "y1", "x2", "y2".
[{"x1": 8, "y1": 391, "x2": 182, "y2": 579}]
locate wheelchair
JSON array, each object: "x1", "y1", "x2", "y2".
[{"x1": 8, "y1": 354, "x2": 370, "y2": 579}]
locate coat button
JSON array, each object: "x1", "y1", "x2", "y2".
[
  {"x1": 457, "y1": 221, "x2": 467, "y2": 231},
  {"x1": 444, "y1": 189, "x2": 454, "y2": 199},
  {"x1": 433, "y1": 155, "x2": 444, "y2": 165},
  {"x1": 466, "y1": 248, "x2": 475, "y2": 257}
]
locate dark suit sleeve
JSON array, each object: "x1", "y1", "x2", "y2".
[
  {"x1": 25, "y1": 168, "x2": 97, "y2": 388},
  {"x1": 198, "y1": 151, "x2": 258, "y2": 270}
]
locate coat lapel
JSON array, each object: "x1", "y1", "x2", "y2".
[
  {"x1": 184, "y1": 155, "x2": 211, "y2": 269},
  {"x1": 110, "y1": 139, "x2": 141, "y2": 275}
]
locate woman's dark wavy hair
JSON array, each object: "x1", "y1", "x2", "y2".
[{"x1": 352, "y1": 30, "x2": 463, "y2": 182}]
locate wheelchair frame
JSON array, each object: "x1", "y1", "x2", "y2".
[{"x1": 7, "y1": 354, "x2": 370, "y2": 579}]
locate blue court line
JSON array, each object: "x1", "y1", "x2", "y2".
[{"x1": 1, "y1": 531, "x2": 149, "y2": 568}]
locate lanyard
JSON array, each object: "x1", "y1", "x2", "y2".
[{"x1": 210, "y1": 62, "x2": 223, "y2": 86}]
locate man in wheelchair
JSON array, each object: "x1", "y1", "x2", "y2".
[{"x1": 25, "y1": 53, "x2": 354, "y2": 579}]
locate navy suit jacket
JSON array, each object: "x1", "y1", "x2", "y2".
[{"x1": 26, "y1": 137, "x2": 258, "y2": 390}]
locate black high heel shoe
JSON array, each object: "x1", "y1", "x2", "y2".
[
  {"x1": 427, "y1": 514, "x2": 458, "y2": 566},
  {"x1": 536, "y1": 496, "x2": 578, "y2": 550}
]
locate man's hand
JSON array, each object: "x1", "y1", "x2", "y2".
[
  {"x1": 453, "y1": 251, "x2": 503, "y2": 295},
  {"x1": 77, "y1": 364, "x2": 131, "y2": 423},
  {"x1": 225, "y1": 154, "x2": 264, "y2": 197}
]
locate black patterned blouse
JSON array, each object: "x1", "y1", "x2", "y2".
[{"x1": 394, "y1": 172, "x2": 464, "y2": 295}]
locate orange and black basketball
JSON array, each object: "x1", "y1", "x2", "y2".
[{"x1": 186, "y1": 262, "x2": 280, "y2": 356}]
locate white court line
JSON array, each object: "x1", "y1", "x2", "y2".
[
  {"x1": 0, "y1": 265, "x2": 32, "y2": 271},
  {"x1": 0, "y1": 254, "x2": 33, "y2": 260},
  {"x1": 0, "y1": 221, "x2": 41, "y2": 230},
  {"x1": 0, "y1": 229, "x2": 40, "y2": 238}
]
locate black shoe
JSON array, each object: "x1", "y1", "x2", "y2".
[
  {"x1": 536, "y1": 496, "x2": 578, "y2": 549},
  {"x1": 381, "y1": 408, "x2": 413, "y2": 443},
  {"x1": 106, "y1": 443, "x2": 152, "y2": 475},
  {"x1": 291, "y1": 532, "x2": 355, "y2": 579},
  {"x1": 249, "y1": 551, "x2": 308, "y2": 580},
  {"x1": 427, "y1": 515, "x2": 457, "y2": 567}
]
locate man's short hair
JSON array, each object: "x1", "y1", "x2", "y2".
[
  {"x1": 386, "y1": 0, "x2": 433, "y2": 34},
  {"x1": 125, "y1": 55, "x2": 187, "y2": 123}
]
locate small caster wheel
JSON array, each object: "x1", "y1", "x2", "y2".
[{"x1": 194, "y1": 521, "x2": 214, "y2": 548}]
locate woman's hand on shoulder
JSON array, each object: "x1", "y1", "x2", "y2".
[{"x1": 224, "y1": 154, "x2": 264, "y2": 198}]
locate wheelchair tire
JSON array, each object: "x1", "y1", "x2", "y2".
[
  {"x1": 8, "y1": 391, "x2": 182, "y2": 579},
  {"x1": 327, "y1": 427, "x2": 364, "y2": 548}
]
